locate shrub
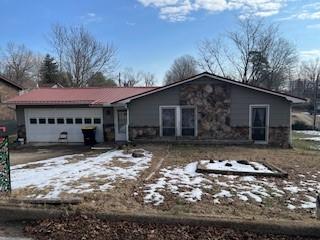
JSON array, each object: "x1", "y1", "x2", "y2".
[{"x1": 292, "y1": 121, "x2": 313, "y2": 130}]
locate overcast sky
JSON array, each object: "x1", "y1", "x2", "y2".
[{"x1": 0, "y1": 0, "x2": 319, "y2": 84}]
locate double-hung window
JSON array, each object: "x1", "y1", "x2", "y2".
[
  {"x1": 161, "y1": 107, "x2": 176, "y2": 136},
  {"x1": 160, "y1": 106, "x2": 196, "y2": 137},
  {"x1": 181, "y1": 107, "x2": 196, "y2": 136}
]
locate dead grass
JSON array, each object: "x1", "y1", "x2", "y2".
[
  {"x1": 6, "y1": 143, "x2": 320, "y2": 223},
  {"x1": 10, "y1": 185, "x2": 54, "y2": 199},
  {"x1": 76, "y1": 143, "x2": 320, "y2": 222}
]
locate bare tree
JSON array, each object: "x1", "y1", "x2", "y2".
[
  {"x1": 119, "y1": 68, "x2": 156, "y2": 87},
  {"x1": 164, "y1": 55, "x2": 198, "y2": 85},
  {"x1": 119, "y1": 68, "x2": 141, "y2": 87},
  {"x1": 1, "y1": 42, "x2": 35, "y2": 85},
  {"x1": 198, "y1": 37, "x2": 227, "y2": 77},
  {"x1": 49, "y1": 25, "x2": 67, "y2": 72},
  {"x1": 142, "y1": 72, "x2": 156, "y2": 86},
  {"x1": 299, "y1": 58, "x2": 320, "y2": 129},
  {"x1": 227, "y1": 18, "x2": 266, "y2": 83},
  {"x1": 48, "y1": 24, "x2": 117, "y2": 87},
  {"x1": 198, "y1": 18, "x2": 297, "y2": 90}
]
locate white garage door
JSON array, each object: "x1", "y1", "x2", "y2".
[{"x1": 25, "y1": 108, "x2": 104, "y2": 143}]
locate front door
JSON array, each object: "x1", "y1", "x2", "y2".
[
  {"x1": 250, "y1": 105, "x2": 269, "y2": 143},
  {"x1": 114, "y1": 108, "x2": 128, "y2": 141}
]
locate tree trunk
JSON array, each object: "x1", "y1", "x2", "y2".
[{"x1": 313, "y1": 77, "x2": 319, "y2": 130}]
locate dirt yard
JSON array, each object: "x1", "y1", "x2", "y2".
[
  {"x1": 24, "y1": 215, "x2": 317, "y2": 240},
  {"x1": 7, "y1": 137, "x2": 320, "y2": 223}
]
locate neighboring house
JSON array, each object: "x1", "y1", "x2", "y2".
[
  {"x1": 0, "y1": 75, "x2": 23, "y2": 121},
  {"x1": 37, "y1": 83, "x2": 64, "y2": 88},
  {"x1": 6, "y1": 72, "x2": 305, "y2": 147}
]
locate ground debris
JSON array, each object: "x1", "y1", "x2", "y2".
[{"x1": 24, "y1": 215, "x2": 316, "y2": 240}]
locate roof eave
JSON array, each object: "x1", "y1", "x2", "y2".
[
  {"x1": 0, "y1": 75, "x2": 23, "y2": 90},
  {"x1": 112, "y1": 72, "x2": 306, "y2": 104}
]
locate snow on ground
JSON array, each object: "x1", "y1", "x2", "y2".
[
  {"x1": 12, "y1": 149, "x2": 152, "y2": 198},
  {"x1": 295, "y1": 130, "x2": 320, "y2": 142},
  {"x1": 199, "y1": 160, "x2": 273, "y2": 173},
  {"x1": 144, "y1": 162, "x2": 212, "y2": 205},
  {"x1": 296, "y1": 130, "x2": 320, "y2": 136},
  {"x1": 144, "y1": 161, "x2": 320, "y2": 213}
]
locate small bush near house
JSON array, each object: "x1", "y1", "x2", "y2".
[{"x1": 292, "y1": 121, "x2": 314, "y2": 130}]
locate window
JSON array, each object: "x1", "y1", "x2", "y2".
[
  {"x1": 57, "y1": 118, "x2": 65, "y2": 124},
  {"x1": 84, "y1": 118, "x2": 92, "y2": 124},
  {"x1": 66, "y1": 118, "x2": 74, "y2": 124},
  {"x1": 160, "y1": 106, "x2": 197, "y2": 137},
  {"x1": 75, "y1": 118, "x2": 83, "y2": 124},
  {"x1": 117, "y1": 110, "x2": 127, "y2": 134},
  {"x1": 94, "y1": 118, "x2": 101, "y2": 124},
  {"x1": 161, "y1": 108, "x2": 176, "y2": 137},
  {"x1": 39, "y1": 118, "x2": 46, "y2": 124},
  {"x1": 30, "y1": 118, "x2": 37, "y2": 124},
  {"x1": 181, "y1": 107, "x2": 195, "y2": 136},
  {"x1": 48, "y1": 118, "x2": 55, "y2": 124},
  {"x1": 250, "y1": 105, "x2": 269, "y2": 143}
]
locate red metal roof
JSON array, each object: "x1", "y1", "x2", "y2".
[{"x1": 6, "y1": 87, "x2": 157, "y2": 105}]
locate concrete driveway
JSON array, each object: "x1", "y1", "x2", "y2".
[{"x1": 10, "y1": 145, "x2": 90, "y2": 166}]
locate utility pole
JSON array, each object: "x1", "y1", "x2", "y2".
[{"x1": 313, "y1": 75, "x2": 319, "y2": 130}]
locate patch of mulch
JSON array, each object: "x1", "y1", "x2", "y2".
[{"x1": 24, "y1": 215, "x2": 317, "y2": 240}]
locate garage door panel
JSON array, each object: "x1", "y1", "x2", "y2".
[{"x1": 25, "y1": 108, "x2": 104, "y2": 143}]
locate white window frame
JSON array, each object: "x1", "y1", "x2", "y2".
[
  {"x1": 159, "y1": 105, "x2": 197, "y2": 137},
  {"x1": 180, "y1": 106, "x2": 198, "y2": 137},
  {"x1": 114, "y1": 106, "x2": 129, "y2": 142},
  {"x1": 249, "y1": 104, "x2": 270, "y2": 144}
]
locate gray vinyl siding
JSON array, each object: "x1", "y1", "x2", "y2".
[
  {"x1": 230, "y1": 86, "x2": 291, "y2": 127},
  {"x1": 129, "y1": 76, "x2": 291, "y2": 128},
  {"x1": 129, "y1": 86, "x2": 180, "y2": 126},
  {"x1": 16, "y1": 106, "x2": 25, "y2": 125}
]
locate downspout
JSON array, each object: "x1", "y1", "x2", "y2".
[
  {"x1": 125, "y1": 103, "x2": 131, "y2": 143},
  {"x1": 289, "y1": 103, "x2": 292, "y2": 147}
]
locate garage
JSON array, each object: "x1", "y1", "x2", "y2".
[{"x1": 25, "y1": 108, "x2": 104, "y2": 143}]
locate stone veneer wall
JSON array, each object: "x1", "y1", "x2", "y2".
[
  {"x1": 130, "y1": 126, "x2": 159, "y2": 140},
  {"x1": 180, "y1": 83, "x2": 248, "y2": 140},
  {"x1": 268, "y1": 127, "x2": 290, "y2": 148},
  {"x1": 128, "y1": 82, "x2": 290, "y2": 147}
]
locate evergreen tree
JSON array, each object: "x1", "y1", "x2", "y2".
[
  {"x1": 88, "y1": 72, "x2": 117, "y2": 87},
  {"x1": 39, "y1": 54, "x2": 59, "y2": 85}
]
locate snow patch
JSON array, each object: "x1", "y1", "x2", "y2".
[
  {"x1": 199, "y1": 160, "x2": 273, "y2": 173},
  {"x1": 12, "y1": 149, "x2": 152, "y2": 198}
]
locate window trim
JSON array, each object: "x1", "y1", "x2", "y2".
[
  {"x1": 249, "y1": 104, "x2": 270, "y2": 144},
  {"x1": 159, "y1": 106, "x2": 178, "y2": 137},
  {"x1": 38, "y1": 118, "x2": 46, "y2": 124},
  {"x1": 57, "y1": 118, "x2": 65, "y2": 124},
  {"x1": 93, "y1": 118, "x2": 102, "y2": 124},
  {"x1": 84, "y1": 118, "x2": 92, "y2": 124},
  {"x1": 180, "y1": 106, "x2": 197, "y2": 137},
  {"x1": 48, "y1": 118, "x2": 55, "y2": 124},
  {"x1": 29, "y1": 118, "x2": 37, "y2": 124},
  {"x1": 159, "y1": 105, "x2": 197, "y2": 137},
  {"x1": 75, "y1": 118, "x2": 83, "y2": 124},
  {"x1": 66, "y1": 118, "x2": 74, "y2": 124}
]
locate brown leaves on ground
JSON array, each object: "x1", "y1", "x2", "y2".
[{"x1": 24, "y1": 215, "x2": 316, "y2": 240}]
